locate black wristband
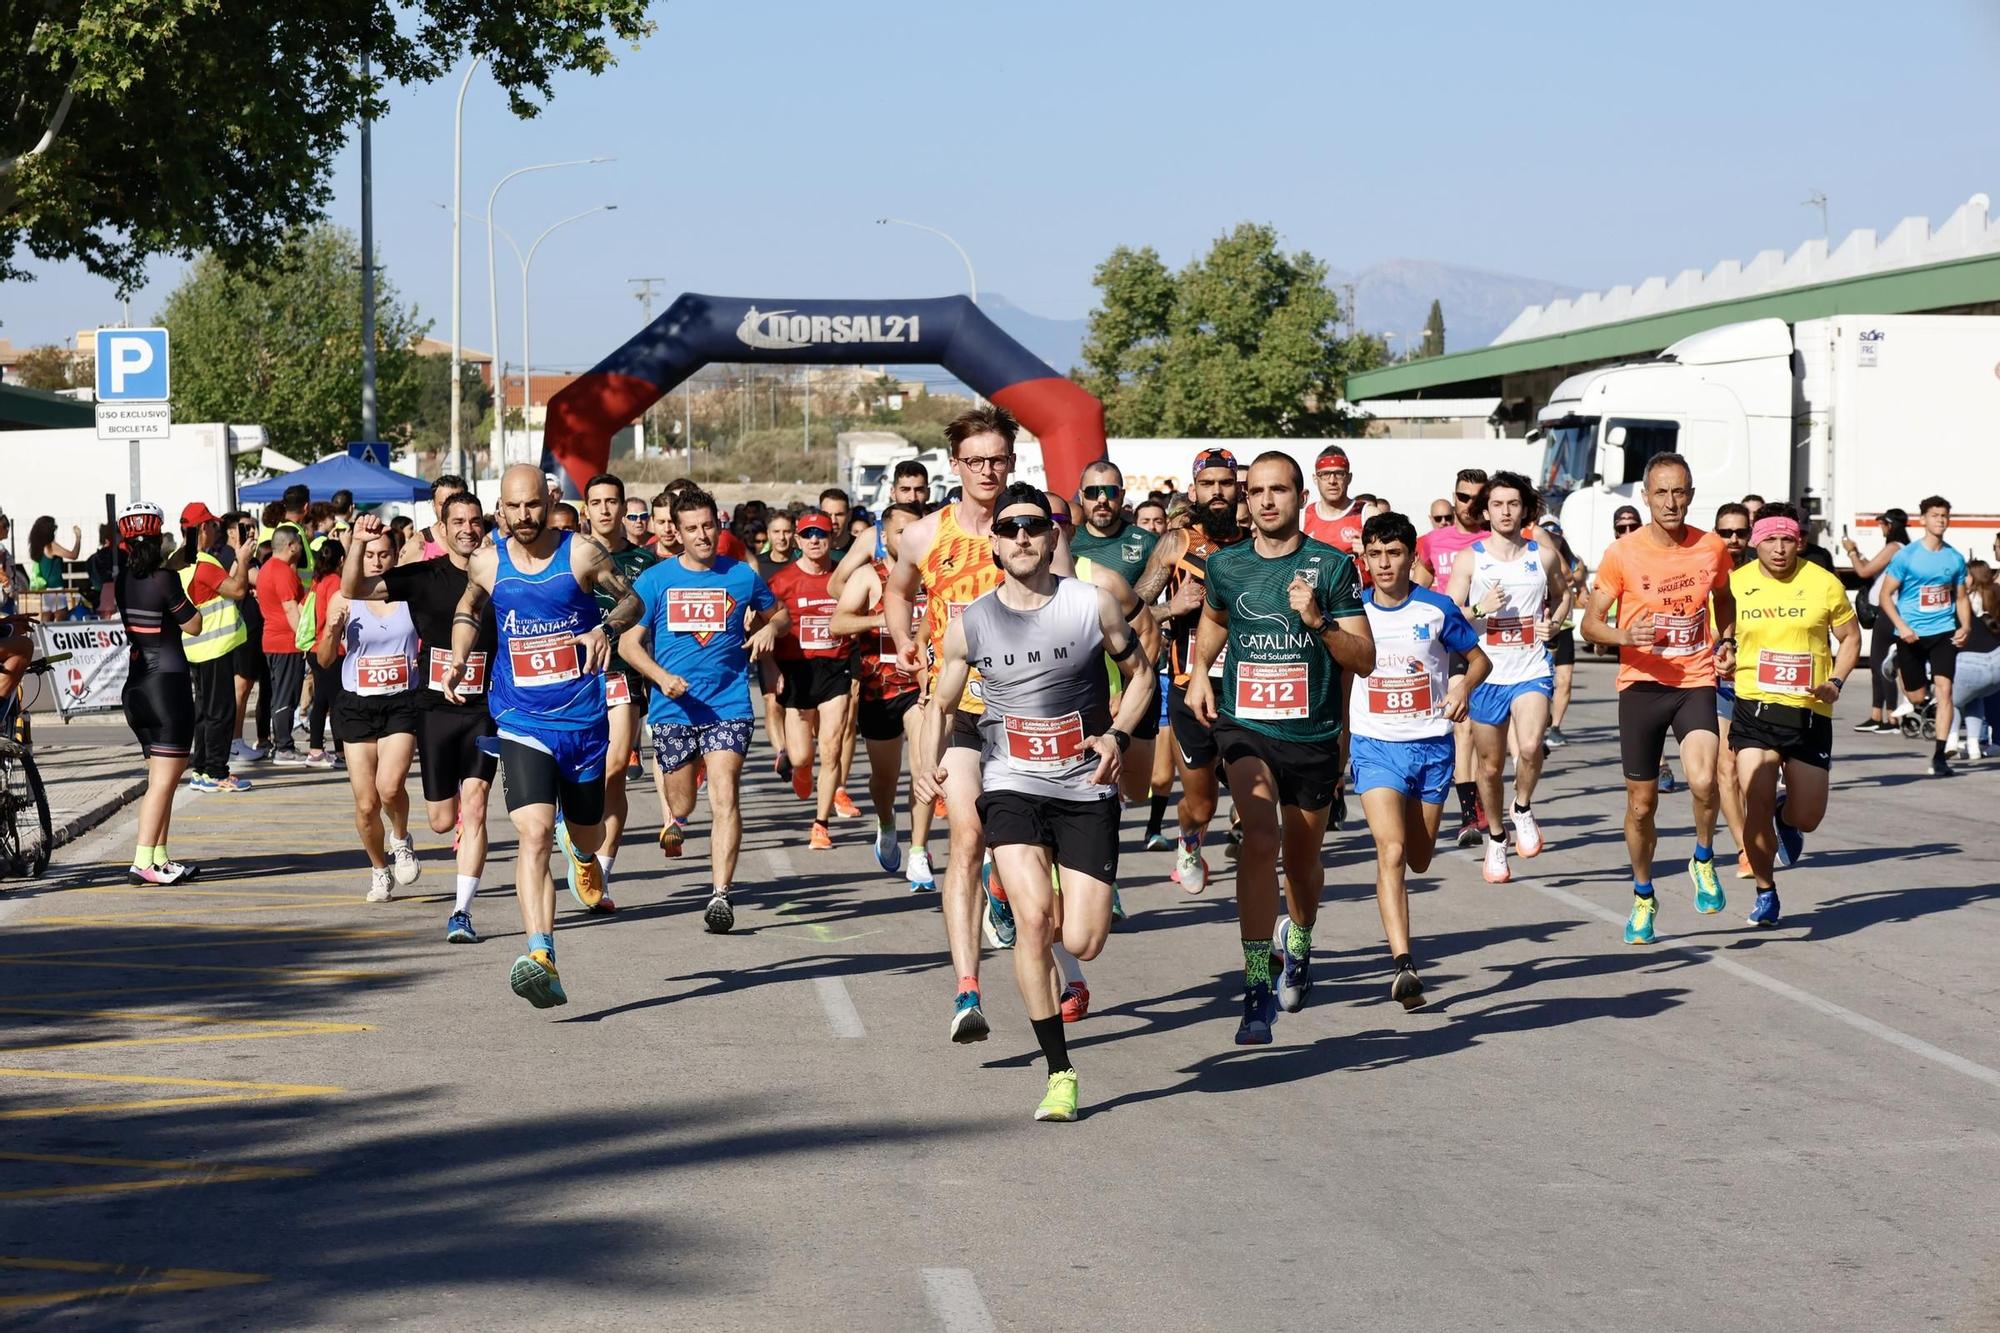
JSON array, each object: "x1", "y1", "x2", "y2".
[{"x1": 1108, "y1": 727, "x2": 1131, "y2": 752}]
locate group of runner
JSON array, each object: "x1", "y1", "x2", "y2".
[{"x1": 102, "y1": 407, "x2": 1979, "y2": 1122}]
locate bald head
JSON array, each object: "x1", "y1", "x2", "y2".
[{"x1": 500, "y1": 464, "x2": 550, "y2": 543}]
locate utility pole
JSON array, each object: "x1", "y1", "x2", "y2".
[
  {"x1": 1804, "y1": 190, "x2": 1830, "y2": 240},
  {"x1": 359, "y1": 47, "x2": 378, "y2": 442},
  {"x1": 628, "y1": 277, "x2": 665, "y2": 458}
]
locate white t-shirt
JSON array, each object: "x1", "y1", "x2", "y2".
[{"x1": 1350, "y1": 585, "x2": 1481, "y2": 742}]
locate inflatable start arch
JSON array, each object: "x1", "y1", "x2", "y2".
[{"x1": 543, "y1": 294, "x2": 1106, "y2": 499}]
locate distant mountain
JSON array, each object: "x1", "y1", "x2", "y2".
[{"x1": 978, "y1": 293, "x2": 1091, "y2": 378}]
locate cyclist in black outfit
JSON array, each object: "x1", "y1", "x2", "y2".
[{"x1": 115, "y1": 502, "x2": 204, "y2": 885}]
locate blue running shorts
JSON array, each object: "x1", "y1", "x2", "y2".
[
  {"x1": 1349, "y1": 733, "x2": 1455, "y2": 805},
  {"x1": 1469, "y1": 676, "x2": 1554, "y2": 729}
]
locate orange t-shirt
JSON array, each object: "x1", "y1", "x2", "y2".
[{"x1": 1593, "y1": 526, "x2": 1733, "y2": 689}]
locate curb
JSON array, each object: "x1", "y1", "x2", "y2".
[{"x1": 51, "y1": 773, "x2": 150, "y2": 851}]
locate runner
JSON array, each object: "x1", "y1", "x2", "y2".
[
  {"x1": 113, "y1": 502, "x2": 206, "y2": 885},
  {"x1": 1709, "y1": 503, "x2": 1755, "y2": 877},
  {"x1": 768, "y1": 510, "x2": 855, "y2": 849},
  {"x1": 916, "y1": 483, "x2": 1155, "y2": 1120},
  {"x1": 1539, "y1": 517, "x2": 1586, "y2": 748},
  {"x1": 1350, "y1": 511, "x2": 1491, "y2": 1007},
  {"x1": 441, "y1": 464, "x2": 643, "y2": 1007},
  {"x1": 620, "y1": 487, "x2": 786, "y2": 933},
  {"x1": 399, "y1": 473, "x2": 468, "y2": 566},
  {"x1": 1446, "y1": 470, "x2": 1569, "y2": 884},
  {"x1": 1880, "y1": 495, "x2": 1972, "y2": 777},
  {"x1": 1728, "y1": 503, "x2": 1860, "y2": 926},
  {"x1": 320, "y1": 524, "x2": 423, "y2": 902},
  {"x1": 1069, "y1": 460, "x2": 1158, "y2": 588},
  {"x1": 1580, "y1": 452, "x2": 1736, "y2": 945},
  {"x1": 829, "y1": 501, "x2": 935, "y2": 889},
  {"x1": 1183, "y1": 452, "x2": 1371, "y2": 1042},
  {"x1": 1130, "y1": 447, "x2": 1250, "y2": 895},
  {"x1": 342, "y1": 500, "x2": 498, "y2": 942},
  {"x1": 1300, "y1": 444, "x2": 1365, "y2": 553},
  {"x1": 885, "y1": 404, "x2": 1074, "y2": 1043},
  {"x1": 1414, "y1": 469, "x2": 1489, "y2": 847},
  {"x1": 573, "y1": 472, "x2": 661, "y2": 908}
]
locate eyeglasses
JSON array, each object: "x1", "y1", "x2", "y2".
[
  {"x1": 993, "y1": 515, "x2": 1054, "y2": 540},
  {"x1": 795, "y1": 526, "x2": 830, "y2": 540},
  {"x1": 1317, "y1": 469, "x2": 1351, "y2": 480},
  {"x1": 1081, "y1": 485, "x2": 1122, "y2": 501},
  {"x1": 1715, "y1": 526, "x2": 1750, "y2": 539},
  {"x1": 957, "y1": 454, "x2": 1013, "y2": 474},
  {"x1": 1454, "y1": 491, "x2": 1481, "y2": 504},
  {"x1": 1429, "y1": 513, "x2": 1452, "y2": 525},
  {"x1": 1614, "y1": 522, "x2": 1641, "y2": 534}
]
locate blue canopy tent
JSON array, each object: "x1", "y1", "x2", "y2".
[{"x1": 238, "y1": 453, "x2": 431, "y2": 505}]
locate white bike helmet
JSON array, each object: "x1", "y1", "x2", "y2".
[{"x1": 117, "y1": 500, "x2": 165, "y2": 540}]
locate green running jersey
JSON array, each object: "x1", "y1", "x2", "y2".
[
  {"x1": 1202, "y1": 536, "x2": 1362, "y2": 743},
  {"x1": 1068, "y1": 522, "x2": 1157, "y2": 589}
]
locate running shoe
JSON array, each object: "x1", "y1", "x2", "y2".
[
  {"x1": 1175, "y1": 837, "x2": 1208, "y2": 896},
  {"x1": 832, "y1": 789, "x2": 861, "y2": 820},
  {"x1": 187, "y1": 773, "x2": 218, "y2": 793},
  {"x1": 810, "y1": 821, "x2": 834, "y2": 852},
  {"x1": 1110, "y1": 886, "x2": 1125, "y2": 923},
  {"x1": 933, "y1": 795, "x2": 948, "y2": 820},
  {"x1": 1482, "y1": 835, "x2": 1511, "y2": 884},
  {"x1": 626, "y1": 752, "x2": 642, "y2": 781},
  {"x1": 658, "y1": 822, "x2": 685, "y2": 858},
  {"x1": 1736, "y1": 849, "x2": 1754, "y2": 880},
  {"x1": 1060, "y1": 982, "x2": 1090, "y2": 1023},
  {"x1": 215, "y1": 774, "x2": 253, "y2": 793},
  {"x1": 1925, "y1": 755, "x2": 1952, "y2": 778},
  {"x1": 127, "y1": 861, "x2": 189, "y2": 886},
  {"x1": 366, "y1": 866, "x2": 393, "y2": 903},
  {"x1": 775, "y1": 752, "x2": 792, "y2": 782},
  {"x1": 509, "y1": 949, "x2": 567, "y2": 1007},
  {"x1": 230, "y1": 739, "x2": 263, "y2": 762},
  {"x1": 1657, "y1": 764, "x2": 1678, "y2": 794},
  {"x1": 1034, "y1": 1068, "x2": 1079, "y2": 1122},
  {"x1": 872, "y1": 822, "x2": 900, "y2": 873},
  {"x1": 1235, "y1": 983, "x2": 1276, "y2": 1045},
  {"x1": 1455, "y1": 813, "x2": 1483, "y2": 849},
  {"x1": 1545, "y1": 726, "x2": 1568, "y2": 749},
  {"x1": 1144, "y1": 831, "x2": 1173, "y2": 852},
  {"x1": 270, "y1": 748, "x2": 309, "y2": 766},
  {"x1": 1279, "y1": 947, "x2": 1312, "y2": 1014},
  {"x1": 388, "y1": 834, "x2": 421, "y2": 887},
  {"x1": 445, "y1": 911, "x2": 479, "y2": 944},
  {"x1": 1508, "y1": 806, "x2": 1544, "y2": 858},
  {"x1": 305, "y1": 750, "x2": 336, "y2": 769},
  {"x1": 1774, "y1": 794, "x2": 1804, "y2": 869},
  {"x1": 1852, "y1": 716, "x2": 1885, "y2": 733},
  {"x1": 1747, "y1": 889, "x2": 1782, "y2": 928},
  {"x1": 950, "y1": 987, "x2": 989, "y2": 1043},
  {"x1": 790, "y1": 764, "x2": 813, "y2": 800},
  {"x1": 981, "y1": 880, "x2": 1016, "y2": 950},
  {"x1": 1223, "y1": 824, "x2": 1243, "y2": 861},
  {"x1": 1391, "y1": 964, "x2": 1427, "y2": 1011},
  {"x1": 1689, "y1": 855, "x2": 1725, "y2": 914},
  {"x1": 702, "y1": 889, "x2": 734, "y2": 934},
  {"x1": 1624, "y1": 893, "x2": 1658, "y2": 945},
  {"x1": 557, "y1": 817, "x2": 608, "y2": 912},
  {"x1": 907, "y1": 847, "x2": 935, "y2": 893}
]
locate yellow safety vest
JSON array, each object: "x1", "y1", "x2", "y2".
[{"x1": 178, "y1": 552, "x2": 247, "y2": 662}]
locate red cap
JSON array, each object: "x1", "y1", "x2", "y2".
[
  {"x1": 180, "y1": 502, "x2": 220, "y2": 527},
  {"x1": 1315, "y1": 445, "x2": 1351, "y2": 472}
]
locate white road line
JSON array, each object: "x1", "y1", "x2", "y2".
[
  {"x1": 814, "y1": 976, "x2": 866, "y2": 1038},
  {"x1": 1525, "y1": 878, "x2": 2000, "y2": 1091},
  {"x1": 921, "y1": 1268, "x2": 997, "y2": 1333}
]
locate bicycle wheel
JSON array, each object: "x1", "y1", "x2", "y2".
[{"x1": 0, "y1": 753, "x2": 52, "y2": 879}]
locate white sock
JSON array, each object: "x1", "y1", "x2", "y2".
[
  {"x1": 1052, "y1": 942, "x2": 1086, "y2": 986},
  {"x1": 597, "y1": 852, "x2": 614, "y2": 880},
  {"x1": 454, "y1": 874, "x2": 479, "y2": 914}
]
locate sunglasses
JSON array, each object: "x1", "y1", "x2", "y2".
[
  {"x1": 1081, "y1": 485, "x2": 1122, "y2": 501},
  {"x1": 796, "y1": 526, "x2": 830, "y2": 540},
  {"x1": 1716, "y1": 526, "x2": 1750, "y2": 539},
  {"x1": 1429, "y1": 513, "x2": 1452, "y2": 524},
  {"x1": 994, "y1": 515, "x2": 1054, "y2": 540},
  {"x1": 1614, "y1": 522, "x2": 1641, "y2": 534},
  {"x1": 1455, "y1": 491, "x2": 1481, "y2": 504},
  {"x1": 622, "y1": 512, "x2": 646, "y2": 522}
]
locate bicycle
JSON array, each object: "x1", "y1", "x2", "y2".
[{"x1": 0, "y1": 653, "x2": 70, "y2": 881}]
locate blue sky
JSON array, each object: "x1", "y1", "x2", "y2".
[{"x1": 4, "y1": 0, "x2": 1998, "y2": 370}]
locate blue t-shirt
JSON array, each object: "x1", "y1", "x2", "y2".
[
  {"x1": 1887, "y1": 541, "x2": 1967, "y2": 638},
  {"x1": 632, "y1": 555, "x2": 776, "y2": 726},
  {"x1": 1348, "y1": 584, "x2": 1481, "y2": 743}
]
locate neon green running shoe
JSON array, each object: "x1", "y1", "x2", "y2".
[
  {"x1": 1624, "y1": 894, "x2": 1658, "y2": 946},
  {"x1": 1034, "y1": 1069, "x2": 1079, "y2": 1122},
  {"x1": 1689, "y1": 855, "x2": 1725, "y2": 915},
  {"x1": 510, "y1": 949, "x2": 568, "y2": 1008}
]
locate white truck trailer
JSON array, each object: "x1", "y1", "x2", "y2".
[{"x1": 1536, "y1": 315, "x2": 2000, "y2": 571}]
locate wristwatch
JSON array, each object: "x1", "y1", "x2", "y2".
[{"x1": 1107, "y1": 727, "x2": 1132, "y2": 752}]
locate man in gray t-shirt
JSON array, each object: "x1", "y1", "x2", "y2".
[{"x1": 919, "y1": 483, "x2": 1157, "y2": 1125}]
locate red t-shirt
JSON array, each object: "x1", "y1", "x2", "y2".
[
  {"x1": 186, "y1": 554, "x2": 226, "y2": 605},
  {"x1": 767, "y1": 562, "x2": 845, "y2": 661},
  {"x1": 1302, "y1": 503, "x2": 1364, "y2": 554},
  {"x1": 716, "y1": 530, "x2": 750, "y2": 562},
  {"x1": 256, "y1": 556, "x2": 305, "y2": 653},
  {"x1": 312, "y1": 574, "x2": 342, "y2": 657}
]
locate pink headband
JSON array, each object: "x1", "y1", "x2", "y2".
[{"x1": 1751, "y1": 515, "x2": 1800, "y2": 546}]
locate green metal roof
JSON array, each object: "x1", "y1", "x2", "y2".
[
  {"x1": 1346, "y1": 250, "x2": 2000, "y2": 399},
  {"x1": 0, "y1": 381, "x2": 95, "y2": 429}
]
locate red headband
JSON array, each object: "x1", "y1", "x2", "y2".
[{"x1": 1751, "y1": 515, "x2": 1800, "y2": 546}]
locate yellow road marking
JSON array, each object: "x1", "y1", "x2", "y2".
[
  {"x1": 0, "y1": 1256, "x2": 266, "y2": 1309},
  {"x1": 0, "y1": 1067, "x2": 341, "y2": 1120},
  {"x1": 0, "y1": 1005, "x2": 372, "y2": 1030},
  {"x1": 0, "y1": 1150, "x2": 311, "y2": 1200}
]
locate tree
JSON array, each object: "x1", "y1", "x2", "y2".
[
  {"x1": 12, "y1": 343, "x2": 89, "y2": 391},
  {"x1": 159, "y1": 224, "x2": 427, "y2": 459},
  {"x1": 0, "y1": 2, "x2": 653, "y2": 291},
  {"x1": 408, "y1": 354, "x2": 491, "y2": 460},
  {"x1": 1077, "y1": 223, "x2": 1385, "y2": 437},
  {"x1": 1418, "y1": 299, "x2": 1446, "y2": 358}
]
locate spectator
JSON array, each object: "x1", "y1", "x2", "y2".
[
  {"x1": 0, "y1": 512, "x2": 17, "y2": 616},
  {"x1": 329, "y1": 488, "x2": 356, "y2": 535},
  {"x1": 220, "y1": 510, "x2": 271, "y2": 762},
  {"x1": 175, "y1": 502, "x2": 256, "y2": 793},
  {"x1": 259, "y1": 528, "x2": 309, "y2": 764},
  {"x1": 27, "y1": 515, "x2": 81, "y2": 593},
  {"x1": 1741, "y1": 493, "x2": 1765, "y2": 524},
  {"x1": 1133, "y1": 498, "x2": 1168, "y2": 535},
  {"x1": 88, "y1": 522, "x2": 119, "y2": 617},
  {"x1": 301, "y1": 538, "x2": 345, "y2": 768},
  {"x1": 1945, "y1": 559, "x2": 1998, "y2": 760},
  {"x1": 1843, "y1": 508, "x2": 1911, "y2": 733}
]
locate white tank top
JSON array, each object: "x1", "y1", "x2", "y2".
[{"x1": 1465, "y1": 538, "x2": 1552, "y2": 686}]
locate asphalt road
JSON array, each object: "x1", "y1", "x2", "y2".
[{"x1": 1, "y1": 662, "x2": 1995, "y2": 1331}]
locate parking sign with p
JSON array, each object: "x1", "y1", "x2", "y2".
[{"x1": 95, "y1": 328, "x2": 171, "y2": 401}]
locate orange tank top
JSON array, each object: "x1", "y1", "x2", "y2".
[{"x1": 921, "y1": 503, "x2": 1004, "y2": 713}]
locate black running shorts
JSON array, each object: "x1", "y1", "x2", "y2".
[
  {"x1": 498, "y1": 737, "x2": 605, "y2": 824},
  {"x1": 948, "y1": 707, "x2": 982, "y2": 751},
  {"x1": 1617, "y1": 683, "x2": 1719, "y2": 781},
  {"x1": 123, "y1": 670, "x2": 195, "y2": 759},
  {"x1": 332, "y1": 690, "x2": 421, "y2": 745},
  {"x1": 1728, "y1": 699, "x2": 1834, "y2": 770},
  {"x1": 1548, "y1": 626, "x2": 1576, "y2": 669},
  {"x1": 1170, "y1": 681, "x2": 1220, "y2": 769},
  {"x1": 1895, "y1": 633, "x2": 1959, "y2": 692},
  {"x1": 1211, "y1": 716, "x2": 1341, "y2": 812},
  {"x1": 777, "y1": 658, "x2": 851, "y2": 710},
  {"x1": 857, "y1": 689, "x2": 920, "y2": 743},
  {"x1": 977, "y1": 789, "x2": 1120, "y2": 883},
  {"x1": 419, "y1": 706, "x2": 498, "y2": 802}
]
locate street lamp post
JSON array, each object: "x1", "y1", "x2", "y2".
[
  {"x1": 520, "y1": 205, "x2": 617, "y2": 469},
  {"x1": 448, "y1": 54, "x2": 484, "y2": 478},
  {"x1": 876, "y1": 217, "x2": 977, "y2": 304}
]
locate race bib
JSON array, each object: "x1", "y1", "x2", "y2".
[
  {"x1": 510, "y1": 631, "x2": 580, "y2": 687},
  {"x1": 1366, "y1": 673, "x2": 1435, "y2": 717},
  {"x1": 1004, "y1": 712, "x2": 1085, "y2": 773},
  {"x1": 355, "y1": 653, "x2": 410, "y2": 697},
  {"x1": 798, "y1": 615, "x2": 834, "y2": 651},
  {"x1": 1210, "y1": 643, "x2": 1227, "y2": 679},
  {"x1": 1755, "y1": 650, "x2": 1814, "y2": 695},
  {"x1": 1919, "y1": 584, "x2": 1952, "y2": 611},
  {"x1": 667, "y1": 587, "x2": 729, "y2": 634},
  {"x1": 426, "y1": 647, "x2": 486, "y2": 696},
  {"x1": 605, "y1": 672, "x2": 633, "y2": 707},
  {"x1": 1235, "y1": 662, "x2": 1308, "y2": 720},
  {"x1": 1654, "y1": 610, "x2": 1707, "y2": 657},
  {"x1": 1485, "y1": 614, "x2": 1534, "y2": 648}
]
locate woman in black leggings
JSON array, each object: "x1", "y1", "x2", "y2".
[
  {"x1": 305, "y1": 539, "x2": 345, "y2": 765},
  {"x1": 1842, "y1": 509, "x2": 1909, "y2": 732},
  {"x1": 114, "y1": 502, "x2": 205, "y2": 884}
]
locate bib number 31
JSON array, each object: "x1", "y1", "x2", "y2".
[{"x1": 1004, "y1": 712, "x2": 1085, "y2": 773}]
